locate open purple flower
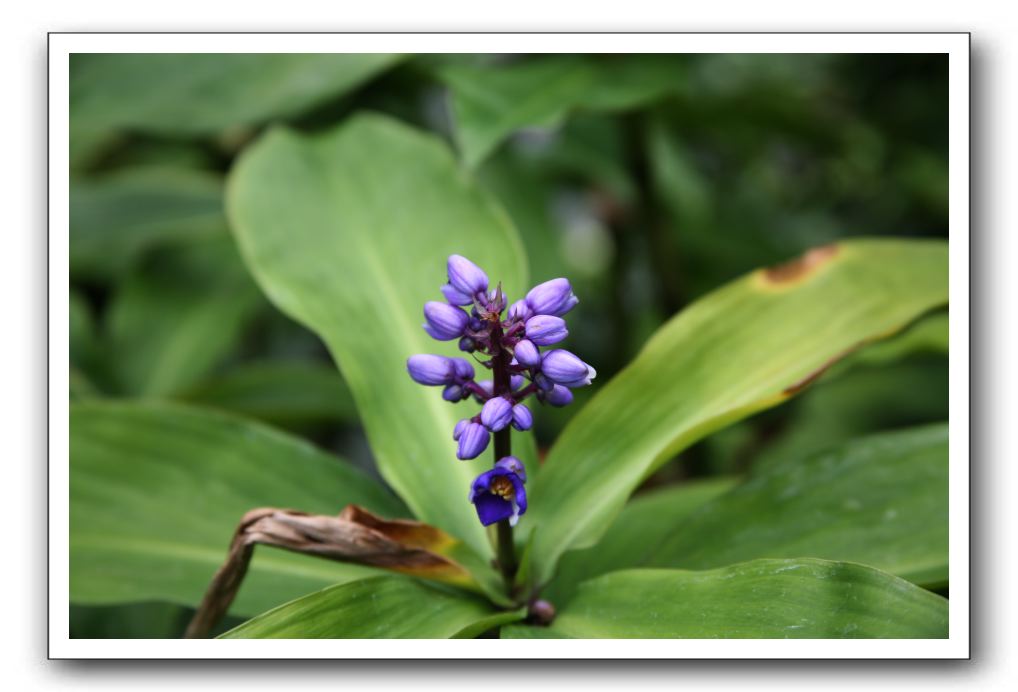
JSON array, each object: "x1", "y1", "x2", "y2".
[{"x1": 470, "y1": 464, "x2": 527, "y2": 526}]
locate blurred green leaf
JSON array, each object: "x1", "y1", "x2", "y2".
[
  {"x1": 845, "y1": 311, "x2": 948, "y2": 369},
  {"x1": 106, "y1": 234, "x2": 264, "y2": 396},
  {"x1": 178, "y1": 359, "x2": 357, "y2": 429},
  {"x1": 648, "y1": 425, "x2": 948, "y2": 587},
  {"x1": 71, "y1": 401, "x2": 406, "y2": 616},
  {"x1": 71, "y1": 53, "x2": 402, "y2": 139},
  {"x1": 507, "y1": 560, "x2": 948, "y2": 638},
  {"x1": 441, "y1": 55, "x2": 683, "y2": 167},
  {"x1": 221, "y1": 576, "x2": 523, "y2": 639},
  {"x1": 70, "y1": 167, "x2": 226, "y2": 282},
  {"x1": 524, "y1": 239, "x2": 948, "y2": 588},
  {"x1": 227, "y1": 113, "x2": 532, "y2": 556},
  {"x1": 546, "y1": 477, "x2": 738, "y2": 606},
  {"x1": 70, "y1": 602, "x2": 189, "y2": 639}
]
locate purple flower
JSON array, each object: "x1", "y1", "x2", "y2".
[
  {"x1": 480, "y1": 396, "x2": 513, "y2": 432},
  {"x1": 457, "y1": 422, "x2": 490, "y2": 460},
  {"x1": 511, "y1": 403, "x2": 533, "y2": 431},
  {"x1": 442, "y1": 385, "x2": 464, "y2": 402},
  {"x1": 452, "y1": 358, "x2": 475, "y2": 381},
  {"x1": 541, "y1": 349, "x2": 596, "y2": 387},
  {"x1": 441, "y1": 283, "x2": 473, "y2": 306},
  {"x1": 541, "y1": 384, "x2": 574, "y2": 407},
  {"x1": 507, "y1": 299, "x2": 533, "y2": 322},
  {"x1": 514, "y1": 339, "x2": 541, "y2": 368},
  {"x1": 447, "y1": 255, "x2": 489, "y2": 297},
  {"x1": 470, "y1": 466, "x2": 527, "y2": 526},
  {"x1": 526, "y1": 278, "x2": 578, "y2": 317},
  {"x1": 453, "y1": 418, "x2": 470, "y2": 441},
  {"x1": 423, "y1": 301, "x2": 468, "y2": 341},
  {"x1": 494, "y1": 455, "x2": 527, "y2": 482},
  {"x1": 406, "y1": 354, "x2": 455, "y2": 386},
  {"x1": 525, "y1": 315, "x2": 568, "y2": 346}
]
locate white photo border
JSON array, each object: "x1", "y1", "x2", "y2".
[{"x1": 48, "y1": 32, "x2": 970, "y2": 659}]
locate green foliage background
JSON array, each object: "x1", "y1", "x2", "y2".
[{"x1": 68, "y1": 53, "x2": 948, "y2": 638}]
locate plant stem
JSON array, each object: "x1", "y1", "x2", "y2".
[{"x1": 490, "y1": 319, "x2": 518, "y2": 591}]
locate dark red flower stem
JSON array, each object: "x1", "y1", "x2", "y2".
[{"x1": 489, "y1": 320, "x2": 518, "y2": 592}]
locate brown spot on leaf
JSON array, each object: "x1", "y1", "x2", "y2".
[{"x1": 762, "y1": 244, "x2": 840, "y2": 286}]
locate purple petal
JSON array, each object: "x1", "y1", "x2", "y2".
[
  {"x1": 510, "y1": 374, "x2": 525, "y2": 391},
  {"x1": 525, "y1": 278, "x2": 578, "y2": 316},
  {"x1": 507, "y1": 299, "x2": 533, "y2": 322},
  {"x1": 457, "y1": 423, "x2": 490, "y2": 460},
  {"x1": 406, "y1": 354, "x2": 454, "y2": 386},
  {"x1": 453, "y1": 418, "x2": 470, "y2": 441},
  {"x1": 514, "y1": 339, "x2": 541, "y2": 368},
  {"x1": 441, "y1": 283, "x2": 474, "y2": 306},
  {"x1": 511, "y1": 403, "x2": 533, "y2": 431},
  {"x1": 480, "y1": 396, "x2": 513, "y2": 432},
  {"x1": 442, "y1": 384, "x2": 463, "y2": 402},
  {"x1": 472, "y1": 492, "x2": 513, "y2": 526},
  {"x1": 451, "y1": 357, "x2": 475, "y2": 381},
  {"x1": 447, "y1": 255, "x2": 489, "y2": 296},
  {"x1": 423, "y1": 301, "x2": 468, "y2": 341},
  {"x1": 495, "y1": 455, "x2": 527, "y2": 482},
  {"x1": 543, "y1": 384, "x2": 574, "y2": 407},
  {"x1": 541, "y1": 349, "x2": 595, "y2": 386},
  {"x1": 525, "y1": 315, "x2": 568, "y2": 346}
]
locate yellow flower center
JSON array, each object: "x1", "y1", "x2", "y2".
[{"x1": 489, "y1": 476, "x2": 514, "y2": 500}]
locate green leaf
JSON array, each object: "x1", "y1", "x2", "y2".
[
  {"x1": 227, "y1": 113, "x2": 531, "y2": 555},
  {"x1": 106, "y1": 234, "x2": 264, "y2": 396},
  {"x1": 648, "y1": 425, "x2": 948, "y2": 587},
  {"x1": 524, "y1": 239, "x2": 948, "y2": 587},
  {"x1": 70, "y1": 401, "x2": 406, "y2": 617},
  {"x1": 70, "y1": 167, "x2": 226, "y2": 282},
  {"x1": 545, "y1": 477, "x2": 738, "y2": 606},
  {"x1": 441, "y1": 55, "x2": 683, "y2": 167},
  {"x1": 511, "y1": 560, "x2": 948, "y2": 638},
  {"x1": 177, "y1": 359, "x2": 357, "y2": 429},
  {"x1": 71, "y1": 54, "x2": 402, "y2": 138},
  {"x1": 221, "y1": 576, "x2": 523, "y2": 639}
]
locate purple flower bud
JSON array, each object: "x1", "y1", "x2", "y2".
[
  {"x1": 507, "y1": 299, "x2": 533, "y2": 322},
  {"x1": 495, "y1": 455, "x2": 527, "y2": 482},
  {"x1": 511, "y1": 403, "x2": 533, "y2": 431},
  {"x1": 481, "y1": 396, "x2": 513, "y2": 432},
  {"x1": 442, "y1": 384, "x2": 464, "y2": 402},
  {"x1": 451, "y1": 357, "x2": 475, "y2": 381},
  {"x1": 469, "y1": 467, "x2": 527, "y2": 526},
  {"x1": 525, "y1": 315, "x2": 568, "y2": 346},
  {"x1": 525, "y1": 278, "x2": 578, "y2": 316},
  {"x1": 468, "y1": 316, "x2": 483, "y2": 331},
  {"x1": 541, "y1": 349, "x2": 596, "y2": 387},
  {"x1": 510, "y1": 374, "x2": 525, "y2": 391},
  {"x1": 475, "y1": 379, "x2": 494, "y2": 400},
  {"x1": 453, "y1": 418, "x2": 470, "y2": 441},
  {"x1": 423, "y1": 301, "x2": 468, "y2": 341},
  {"x1": 447, "y1": 255, "x2": 489, "y2": 297},
  {"x1": 514, "y1": 339, "x2": 541, "y2": 368},
  {"x1": 441, "y1": 283, "x2": 473, "y2": 306},
  {"x1": 534, "y1": 372, "x2": 554, "y2": 392},
  {"x1": 458, "y1": 336, "x2": 476, "y2": 352},
  {"x1": 406, "y1": 354, "x2": 454, "y2": 386},
  {"x1": 457, "y1": 422, "x2": 490, "y2": 460},
  {"x1": 543, "y1": 384, "x2": 574, "y2": 407}
]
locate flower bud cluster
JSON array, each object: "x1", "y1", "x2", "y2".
[{"x1": 406, "y1": 255, "x2": 595, "y2": 526}]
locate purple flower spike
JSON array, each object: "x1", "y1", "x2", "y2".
[
  {"x1": 447, "y1": 255, "x2": 489, "y2": 297},
  {"x1": 541, "y1": 349, "x2": 596, "y2": 387},
  {"x1": 423, "y1": 301, "x2": 468, "y2": 341},
  {"x1": 406, "y1": 354, "x2": 454, "y2": 386},
  {"x1": 525, "y1": 278, "x2": 578, "y2": 317},
  {"x1": 441, "y1": 283, "x2": 474, "y2": 306},
  {"x1": 514, "y1": 339, "x2": 541, "y2": 368},
  {"x1": 453, "y1": 418, "x2": 470, "y2": 441},
  {"x1": 495, "y1": 455, "x2": 527, "y2": 482},
  {"x1": 511, "y1": 403, "x2": 533, "y2": 431},
  {"x1": 481, "y1": 396, "x2": 513, "y2": 432},
  {"x1": 469, "y1": 467, "x2": 527, "y2": 526},
  {"x1": 457, "y1": 422, "x2": 490, "y2": 460},
  {"x1": 543, "y1": 384, "x2": 574, "y2": 407},
  {"x1": 525, "y1": 315, "x2": 568, "y2": 346},
  {"x1": 507, "y1": 299, "x2": 533, "y2": 322}
]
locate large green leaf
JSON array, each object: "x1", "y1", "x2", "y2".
[
  {"x1": 71, "y1": 54, "x2": 401, "y2": 138},
  {"x1": 221, "y1": 576, "x2": 523, "y2": 639},
  {"x1": 524, "y1": 239, "x2": 948, "y2": 587},
  {"x1": 227, "y1": 113, "x2": 532, "y2": 555},
  {"x1": 178, "y1": 359, "x2": 357, "y2": 429},
  {"x1": 647, "y1": 425, "x2": 948, "y2": 586},
  {"x1": 70, "y1": 401, "x2": 406, "y2": 617},
  {"x1": 106, "y1": 234, "x2": 264, "y2": 397},
  {"x1": 546, "y1": 477, "x2": 738, "y2": 606},
  {"x1": 441, "y1": 55, "x2": 684, "y2": 167},
  {"x1": 70, "y1": 167, "x2": 226, "y2": 282},
  {"x1": 508, "y1": 560, "x2": 948, "y2": 638}
]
